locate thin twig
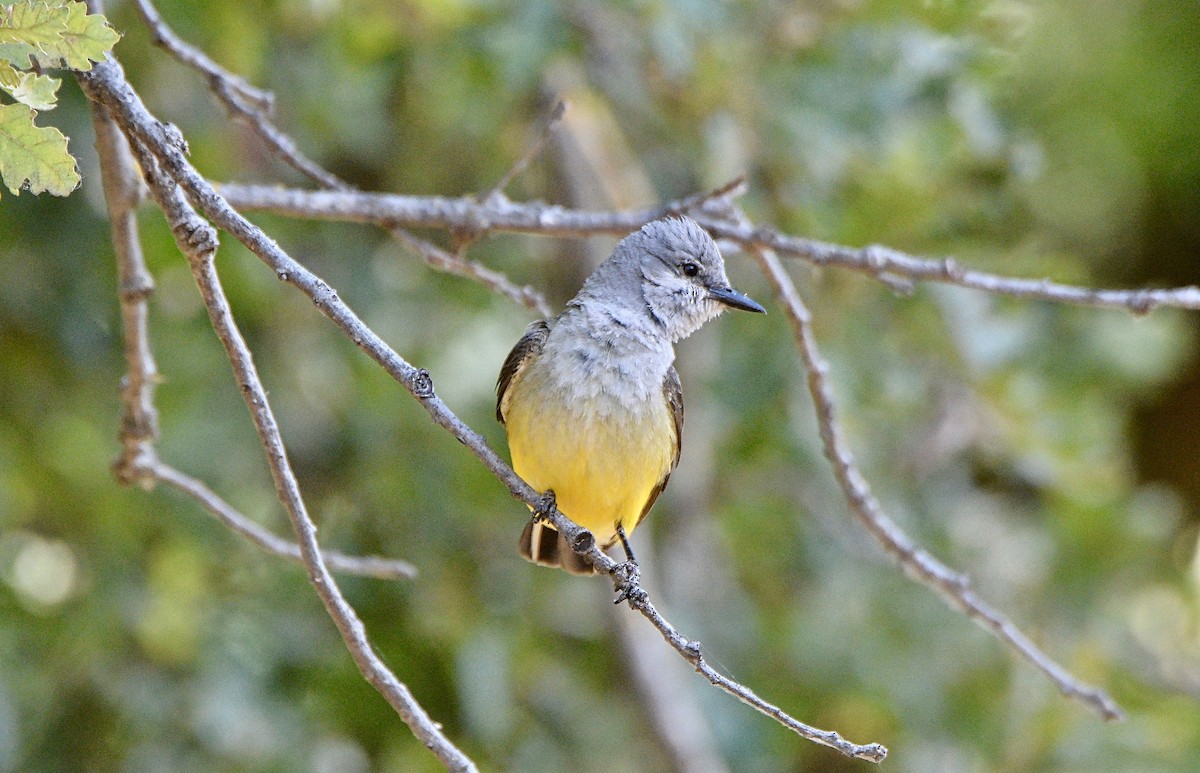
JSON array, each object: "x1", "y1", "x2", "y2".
[
  {"x1": 152, "y1": 462, "x2": 417, "y2": 580},
  {"x1": 215, "y1": 182, "x2": 1200, "y2": 315},
  {"x1": 611, "y1": 556, "x2": 733, "y2": 773},
  {"x1": 565, "y1": 535, "x2": 887, "y2": 763},
  {"x1": 482, "y1": 99, "x2": 566, "y2": 202},
  {"x1": 663, "y1": 175, "x2": 749, "y2": 217},
  {"x1": 451, "y1": 98, "x2": 566, "y2": 261},
  {"x1": 98, "y1": 116, "x2": 475, "y2": 770},
  {"x1": 131, "y1": 0, "x2": 556, "y2": 314},
  {"x1": 90, "y1": 102, "x2": 160, "y2": 487},
  {"x1": 731, "y1": 205, "x2": 1126, "y2": 722},
  {"x1": 129, "y1": 0, "x2": 270, "y2": 110},
  {"x1": 629, "y1": 582, "x2": 886, "y2": 761},
  {"x1": 77, "y1": 58, "x2": 887, "y2": 764},
  {"x1": 89, "y1": 86, "x2": 415, "y2": 583},
  {"x1": 131, "y1": 0, "x2": 349, "y2": 191},
  {"x1": 389, "y1": 227, "x2": 551, "y2": 316},
  {"x1": 696, "y1": 217, "x2": 1200, "y2": 316}
]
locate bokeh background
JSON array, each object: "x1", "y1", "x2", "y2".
[{"x1": 3, "y1": 1, "x2": 1200, "y2": 771}]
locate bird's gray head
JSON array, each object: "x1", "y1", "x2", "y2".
[{"x1": 579, "y1": 216, "x2": 765, "y2": 342}]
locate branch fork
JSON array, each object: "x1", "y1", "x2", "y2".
[{"x1": 79, "y1": 0, "x2": 1198, "y2": 766}]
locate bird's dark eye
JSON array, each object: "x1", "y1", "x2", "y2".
[{"x1": 681, "y1": 261, "x2": 700, "y2": 277}]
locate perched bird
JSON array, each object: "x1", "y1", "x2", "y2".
[{"x1": 496, "y1": 216, "x2": 765, "y2": 574}]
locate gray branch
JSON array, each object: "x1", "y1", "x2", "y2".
[
  {"x1": 389, "y1": 228, "x2": 550, "y2": 316},
  {"x1": 89, "y1": 86, "x2": 415, "y2": 583},
  {"x1": 732, "y1": 204, "x2": 1125, "y2": 722},
  {"x1": 130, "y1": 0, "x2": 550, "y2": 314},
  {"x1": 78, "y1": 50, "x2": 887, "y2": 766},
  {"x1": 130, "y1": 0, "x2": 346, "y2": 190},
  {"x1": 80, "y1": 63, "x2": 474, "y2": 771},
  {"x1": 215, "y1": 182, "x2": 1200, "y2": 315},
  {"x1": 154, "y1": 462, "x2": 417, "y2": 580},
  {"x1": 91, "y1": 101, "x2": 160, "y2": 487},
  {"x1": 81, "y1": 0, "x2": 1173, "y2": 756}
]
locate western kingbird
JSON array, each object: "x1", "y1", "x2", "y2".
[{"x1": 496, "y1": 216, "x2": 765, "y2": 574}]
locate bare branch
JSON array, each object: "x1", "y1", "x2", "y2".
[
  {"x1": 215, "y1": 182, "x2": 1200, "y2": 315},
  {"x1": 91, "y1": 102, "x2": 160, "y2": 488},
  {"x1": 518, "y1": 502, "x2": 889, "y2": 762},
  {"x1": 389, "y1": 227, "x2": 551, "y2": 316},
  {"x1": 152, "y1": 462, "x2": 417, "y2": 580},
  {"x1": 733, "y1": 206, "x2": 1126, "y2": 722},
  {"x1": 612, "y1": 555, "x2": 733, "y2": 773},
  {"x1": 131, "y1": 0, "x2": 551, "y2": 316},
  {"x1": 629, "y1": 587, "x2": 886, "y2": 761},
  {"x1": 86, "y1": 100, "x2": 475, "y2": 768},
  {"x1": 482, "y1": 99, "x2": 566, "y2": 202},
  {"x1": 131, "y1": 0, "x2": 350, "y2": 191},
  {"x1": 664, "y1": 174, "x2": 749, "y2": 217},
  {"x1": 697, "y1": 218, "x2": 1200, "y2": 316},
  {"x1": 78, "y1": 56, "x2": 886, "y2": 765},
  {"x1": 216, "y1": 181, "x2": 666, "y2": 234},
  {"x1": 90, "y1": 84, "x2": 416, "y2": 583},
  {"x1": 592, "y1": 545, "x2": 887, "y2": 763},
  {"x1": 129, "y1": 0, "x2": 270, "y2": 109}
]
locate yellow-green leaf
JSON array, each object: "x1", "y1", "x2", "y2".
[
  {"x1": 54, "y1": 1, "x2": 119, "y2": 70},
  {"x1": 0, "y1": 1, "x2": 71, "y2": 69},
  {"x1": 0, "y1": 1, "x2": 117, "y2": 71},
  {"x1": 0, "y1": 60, "x2": 19, "y2": 90},
  {"x1": 0, "y1": 37, "x2": 39, "y2": 69},
  {"x1": 0, "y1": 61, "x2": 61, "y2": 109},
  {"x1": 0, "y1": 102, "x2": 80, "y2": 197}
]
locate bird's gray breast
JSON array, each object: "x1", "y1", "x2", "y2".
[{"x1": 536, "y1": 310, "x2": 675, "y2": 417}]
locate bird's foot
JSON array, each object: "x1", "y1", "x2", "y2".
[
  {"x1": 611, "y1": 559, "x2": 644, "y2": 606},
  {"x1": 531, "y1": 490, "x2": 557, "y2": 523},
  {"x1": 615, "y1": 523, "x2": 637, "y2": 565}
]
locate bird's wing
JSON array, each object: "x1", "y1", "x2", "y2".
[
  {"x1": 637, "y1": 365, "x2": 684, "y2": 522},
  {"x1": 496, "y1": 320, "x2": 550, "y2": 424}
]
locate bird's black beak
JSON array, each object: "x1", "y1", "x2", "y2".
[{"x1": 708, "y1": 286, "x2": 766, "y2": 314}]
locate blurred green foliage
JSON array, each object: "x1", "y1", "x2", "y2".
[{"x1": 2, "y1": 1, "x2": 1199, "y2": 771}]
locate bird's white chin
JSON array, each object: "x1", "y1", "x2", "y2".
[{"x1": 666, "y1": 300, "x2": 723, "y2": 343}]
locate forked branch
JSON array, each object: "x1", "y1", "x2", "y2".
[
  {"x1": 87, "y1": 0, "x2": 1189, "y2": 761},
  {"x1": 91, "y1": 91, "x2": 417, "y2": 582},
  {"x1": 114, "y1": 126, "x2": 475, "y2": 771},
  {"x1": 79, "y1": 51, "x2": 887, "y2": 765},
  {"x1": 728, "y1": 204, "x2": 1126, "y2": 722},
  {"x1": 214, "y1": 182, "x2": 1200, "y2": 315}
]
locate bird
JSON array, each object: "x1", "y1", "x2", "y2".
[{"x1": 495, "y1": 216, "x2": 765, "y2": 574}]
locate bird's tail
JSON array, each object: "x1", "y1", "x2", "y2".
[{"x1": 519, "y1": 520, "x2": 596, "y2": 575}]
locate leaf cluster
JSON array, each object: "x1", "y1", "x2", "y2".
[{"x1": 0, "y1": 0, "x2": 118, "y2": 198}]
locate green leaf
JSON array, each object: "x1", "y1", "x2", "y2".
[
  {"x1": 0, "y1": 1, "x2": 71, "y2": 69},
  {"x1": 0, "y1": 1, "x2": 118, "y2": 71},
  {"x1": 0, "y1": 101, "x2": 80, "y2": 198},
  {"x1": 53, "y1": 1, "x2": 119, "y2": 70},
  {"x1": 0, "y1": 61, "x2": 61, "y2": 109},
  {"x1": 0, "y1": 59, "x2": 21, "y2": 90},
  {"x1": 0, "y1": 37, "x2": 39, "y2": 69}
]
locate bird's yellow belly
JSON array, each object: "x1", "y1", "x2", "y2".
[{"x1": 505, "y1": 397, "x2": 674, "y2": 547}]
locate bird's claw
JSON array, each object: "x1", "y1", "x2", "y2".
[
  {"x1": 611, "y1": 559, "x2": 643, "y2": 605},
  {"x1": 532, "y1": 490, "x2": 557, "y2": 523}
]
